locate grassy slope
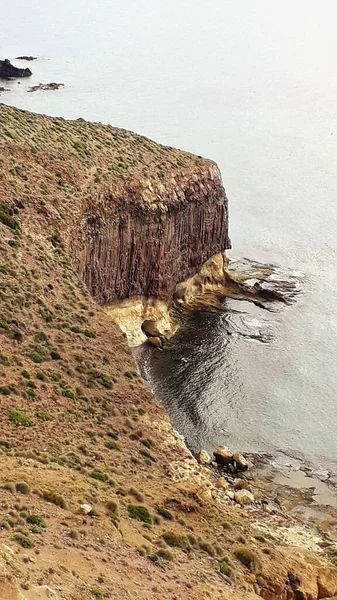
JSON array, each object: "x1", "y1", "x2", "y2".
[{"x1": 0, "y1": 104, "x2": 336, "y2": 600}]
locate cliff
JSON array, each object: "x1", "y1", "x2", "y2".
[
  {"x1": 0, "y1": 104, "x2": 337, "y2": 600},
  {"x1": 0, "y1": 104, "x2": 230, "y2": 306}
]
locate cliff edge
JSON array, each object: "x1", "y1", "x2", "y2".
[{"x1": 0, "y1": 104, "x2": 230, "y2": 305}]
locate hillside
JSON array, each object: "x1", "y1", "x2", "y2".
[{"x1": 0, "y1": 104, "x2": 337, "y2": 600}]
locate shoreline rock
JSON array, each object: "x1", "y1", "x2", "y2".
[
  {"x1": 0, "y1": 58, "x2": 32, "y2": 79},
  {"x1": 16, "y1": 55, "x2": 37, "y2": 61},
  {"x1": 28, "y1": 82, "x2": 64, "y2": 92}
]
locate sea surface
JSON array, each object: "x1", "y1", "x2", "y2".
[{"x1": 2, "y1": 0, "x2": 337, "y2": 469}]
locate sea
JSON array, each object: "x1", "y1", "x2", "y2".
[{"x1": 2, "y1": 0, "x2": 337, "y2": 473}]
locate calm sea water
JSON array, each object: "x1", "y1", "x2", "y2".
[{"x1": 2, "y1": 0, "x2": 337, "y2": 465}]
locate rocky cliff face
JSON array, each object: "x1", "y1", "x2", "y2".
[
  {"x1": 79, "y1": 163, "x2": 230, "y2": 304},
  {"x1": 0, "y1": 104, "x2": 230, "y2": 306}
]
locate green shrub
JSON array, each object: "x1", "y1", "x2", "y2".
[
  {"x1": 12, "y1": 534, "x2": 33, "y2": 548},
  {"x1": 21, "y1": 370, "x2": 30, "y2": 379},
  {"x1": 90, "y1": 589, "x2": 104, "y2": 599},
  {"x1": 105, "y1": 441, "x2": 121, "y2": 451},
  {"x1": 0, "y1": 385, "x2": 14, "y2": 395},
  {"x1": 90, "y1": 469, "x2": 109, "y2": 482},
  {"x1": 127, "y1": 505, "x2": 151, "y2": 524},
  {"x1": 36, "y1": 410, "x2": 53, "y2": 421},
  {"x1": 27, "y1": 345, "x2": 48, "y2": 364},
  {"x1": 0, "y1": 204, "x2": 20, "y2": 231},
  {"x1": 219, "y1": 562, "x2": 232, "y2": 576},
  {"x1": 9, "y1": 410, "x2": 34, "y2": 427},
  {"x1": 36, "y1": 370, "x2": 47, "y2": 381},
  {"x1": 62, "y1": 387, "x2": 76, "y2": 400},
  {"x1": 140, "y1": 438, "x2": 154, "y2": 449},
  {"x1": 156, "y1": 507, "x2": 173, "y2": 520},
  {"x1": 26, "y1": 515, "x2": 46, "y2": 528}
]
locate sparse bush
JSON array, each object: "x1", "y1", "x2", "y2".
[
  {"x1": 156, "y1": 507, "x2": 173, "y2": 520},
  {"x1": 16, "y1": 482, "x2": 31, "y2": 495},
  {"x1": 106, "y1": 500, "x2": 119, "y2": 516},
  {"x1": 42, "y1": 490, "x2": 66, "y2": 509},
  {"x1": 234, "y1": 546, "x2": 255, "y2": 569},
  {"x1": 162, "y1": 532, "x2": 189, "y2": 550},
  {"x1": 127, "y1": 505, "x2": 151, "y2": 524},
  {"x1": 129, "y1": 488, "x2": 144, "y2": 503},
  {"x1": 157, "y1": 548, "x2": 173, "y2": 561},
  {"x1": 199, "y1": 541, "x2": 216, "y2": 556}
]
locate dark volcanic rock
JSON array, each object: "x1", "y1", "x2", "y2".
[
  {"x1": 16, "y1": 56, "x2": 37, "y2": 61},
  {"x1": 0, "y1": 59, "x2": 32, "y2": 79}
]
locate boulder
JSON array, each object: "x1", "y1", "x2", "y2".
[
  {"x1": 214, "y1": 446, "x2": 234, "y2": 465},
  {"x1": 196, "y1": 450, "x2": 211, "y2": 465},
  {"x1": 317, "y1": 569, "x2": 337, "y2": 598},
  {"x1": 0, "y1": 58, "x2": 32, "y2": 79},
  {"x1": 79, "y1": 503, "x2": 93, "y2": 515},
  {"x1": 147, "y1": 336, "x2": 162, "y2": 348},
  {"x1": 225, "y1": 490, "x2": 235, "y2": 500},
  {"x1": 234, "y1": 489, "x2": 254, "y2": 505},
  {"x1": 142, "y1": 320, "x2": 162, "y2": 338},
  {"x1": 233, "y1": 452, "x2": 249, "y2": 471}
]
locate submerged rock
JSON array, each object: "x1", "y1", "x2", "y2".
[
  {"x1": 214, "y1": 446, "x2": 234, "y2": 465},
  {"x1": 196, "y1": 450, "x2": 211, "y2": 465},
  {"x1": 28, "y1": 82, "x2": 64, "y2": 92},
  {"x1": 0, "y1": 58, "x2": 32, "y2": 79}
]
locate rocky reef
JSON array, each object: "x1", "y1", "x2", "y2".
[{"x1": 0, "y1": 58, "x2": 32, "y2": 78}]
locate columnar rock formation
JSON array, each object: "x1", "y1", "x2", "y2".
[{"x1": 79, "y1": 163, "x2": 230, "y2": 304}]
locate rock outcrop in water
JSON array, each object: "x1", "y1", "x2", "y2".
[{"x1": 0, "y1": 58, "x2": 32, "y2": 78}]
